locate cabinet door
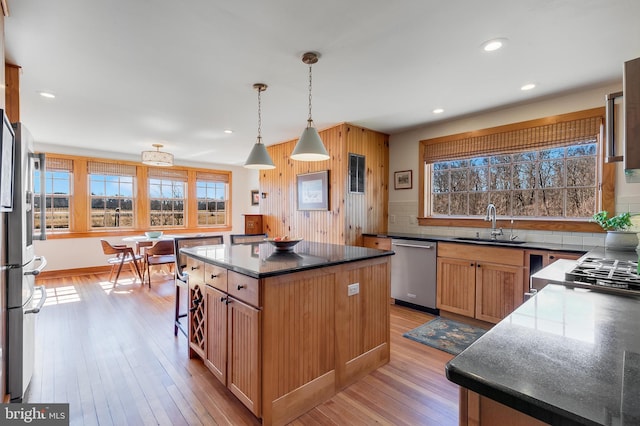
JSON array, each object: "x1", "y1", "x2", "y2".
[
  {"x1": 475, "y1": 262, "x2": 524, "y2": 324},
  {"x1": 437, "y1": 257, "x2": 476, "y2": 317},
  {"x1": 205, "y1": 285, "x2": 227, "y2": 384},
  {"x1": 227, "y1": 297, "x2": 261, "y2": 417}
]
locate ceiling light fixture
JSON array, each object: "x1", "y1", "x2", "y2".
[
  {"x1": 244, "y1": 83, "x2": 275, "y2": 170},
  {"x1": 291, "y1": 52, "x2": 329, "y2": 161},
  {"x1": 433, "y1": 108, "x2": 444, "y2": 114},
  {"x1": 39, "y1": 91, "x2": 56, "y2": 99},
  {"x1": 224, "y1": 129, "x2": 233, "y2": 134},
  {"x1": 141, "y1": 143, "x2": 174, "y2": 167},
  {"x1": 482, "y1": 38, "x2": 507, "y2": 52},
  {"x1": 521, "y1": 83, "x2": 536, "y2": 91}
]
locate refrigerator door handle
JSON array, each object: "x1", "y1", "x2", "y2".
[
  {"x1": 24, "y1": 256, "x2": 48, "y2": 276},
  {"x1": 25, "y1": 286, "x2": 47, "y2": 314},
  {"x1": 36, "y1": 153, "x2": 47, "y2": 240}
]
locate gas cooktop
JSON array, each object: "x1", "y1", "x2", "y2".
[{"x1": 565, "y1": 257, "x2": 640, "y2": 295}]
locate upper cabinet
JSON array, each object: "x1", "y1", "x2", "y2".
[{"x1": 260, "y1": 123, "x2": 389, "y2": 246}]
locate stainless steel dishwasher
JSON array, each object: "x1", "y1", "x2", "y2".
[{"x1": 391, "y1": 239, "x2": 438, "y2": 314}]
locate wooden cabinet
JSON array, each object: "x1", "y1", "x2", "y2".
[
  {"x1": 460, "y1": 388, "x2": 547, "y2": 426},
  {"x1": 203, "y1": 271, "x2": 262, "y2": 417},
  {"x1": 244, "y1": 214, "x2": 263, "y2": 235},
  {"x1": 363, "y1": 235, "x2": 391, "y2": 250},
  {"x1": 437, "y1": 243, "x2": 524, "y2": 324}
]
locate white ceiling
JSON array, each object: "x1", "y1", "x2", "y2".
[{"x1": 5, "y1": 0, "x2": 640, "y2": 166}]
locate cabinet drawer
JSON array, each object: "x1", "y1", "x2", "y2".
[
  {"x1": 186, "y1": 257, "x2": 205, "y2": 287},
  {"x1": 228, "y1": 271, "x2": 260, "y2": 307},
  {"x1": 205, "y1": 264, "x2": 228, "y2": 292},
  {"x1": 363, "y1": 236, "x2": 391, "y2": 250}
]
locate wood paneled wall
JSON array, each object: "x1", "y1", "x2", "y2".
[{"x1": 260, "y1": 123, "x2": 389, "y2": 246}]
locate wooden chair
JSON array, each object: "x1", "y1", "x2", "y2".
[
  {"x1": 100, "y1": 240, "x2": 143, "y2": 288},
  {"x1": 143, "y1": 239, "x2": 176, "y2": 288},
  {"x1": 229, "y1": 233, "x2": 267, "y2": 244},
  {"x1": 173, "y1": 235, "x2": 224, "y2": 336}
]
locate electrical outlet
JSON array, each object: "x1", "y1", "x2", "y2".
[
  {"x1": 390, "y1": 215, "x2": 396, "y2": 224},
  {"x1": 347, "y1": 283, "x2": 359, "y2": 296}
]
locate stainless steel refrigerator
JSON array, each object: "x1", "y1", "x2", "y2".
[{"x1": 3, "y1": 116, "x2": 47, "y2": 402}]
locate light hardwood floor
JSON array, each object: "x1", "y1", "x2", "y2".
[{"x1": 28, "y1": 272, "x2": 458, "y2": 425}]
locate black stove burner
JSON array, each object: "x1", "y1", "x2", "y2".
[{"x1": 565, "y1": 257, "x2": 640, "y2": 292}]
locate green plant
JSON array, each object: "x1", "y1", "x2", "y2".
[{"x1": 592, "y1": 211, "x2": 633, "y2": 231}]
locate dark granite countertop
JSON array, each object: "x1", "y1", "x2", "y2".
[
  {"x1": 180, "y1": 240, "x2": 393, "y2": 279},
  {"x1": 446, "y1": 284, "x2": 640, "y2": 425},
  {"x1": 363, "y1": 232, "x2": 592, "y2": 253}
]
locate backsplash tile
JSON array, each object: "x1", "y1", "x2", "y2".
[{"x1": 388, "y1": 201, "x2": 610, "y2": 246}]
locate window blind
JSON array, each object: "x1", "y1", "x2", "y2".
[
  {"x1": 147, "y1": 168, "x2": 188, "y2": 181},
  {"x1": 196, "y1": 171, "x2": 230, "y2": 183},
  {"x1": 87, "y1": 161, "x2": 136, "y2": 176},
  {"x1": 47, "y1": 157, "x2": 73, "y2": 172},
  {"x1": 422, "y1": 114, "x2": 602, "y2": 164}
]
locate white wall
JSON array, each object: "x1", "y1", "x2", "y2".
[
  {"x1": 33, "y1": 144, "x2": 260, "y2": 271},
  {"x1": 388, "y1": 82, "x2": 640, "y2": 244}
]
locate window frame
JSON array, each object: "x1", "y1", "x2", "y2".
[
  {"x1": 38, "y1": 154, "x2": 233, "y2": 238},
  {"x1": 417, "y1": 107, "x2": 614, "y2": 233}
]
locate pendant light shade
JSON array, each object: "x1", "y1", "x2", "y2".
[
  {"x1": 244, "y1": 83, "x2": 275, "y2": 170},
  {"x1": 291, "y1": 126, "x2": 329, "y2": 161},
  {"x1": 142, "y1": 144, "x2": 173, "y2": 167},
  {"x1": 291, "y1": 52, "x2": 329, "y2": 161}
]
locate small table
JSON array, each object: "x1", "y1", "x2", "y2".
[{"x1": 122, "y1": 235, "x2": 176, "y2": 254}]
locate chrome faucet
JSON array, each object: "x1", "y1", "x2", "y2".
[{"x1": 485, "y1": 203, "x2": 503, "y2": 239}]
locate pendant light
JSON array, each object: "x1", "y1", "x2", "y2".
[
  {"x1": 291, "y1": 52, "x2": 330, "y2": 161},
  {"x1": 244, "y1": 83, "x2": 275, "y2": 169},
  {"x1": 141, "y1": 143, "x2": 173, "y2": 167}
]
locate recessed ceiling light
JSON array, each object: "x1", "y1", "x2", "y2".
[
  {"x1": 433, "y1": 108, "x2": 444, "y2": 114},
  {"x1": 521, "y1": 83, "x2": 536, "y2": 91},
  {"x1": 224, "y1": 129, "x2": 233, "y2": 134},
  {"x1": 39, "y1": 91, "x2": 56, "y2": 99},
  {"x1": 482, "y1": 38, "x2": 507, "y2": 52}
]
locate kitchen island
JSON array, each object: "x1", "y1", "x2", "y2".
[
  {"x1": 180, "y1": 241, "x2": 393, "y2": 426},
  {"x1": 446, "y1": 283, "x2": 640, "y2": 425}
]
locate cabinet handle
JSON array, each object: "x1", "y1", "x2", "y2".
[
  {"x1": 550, "y1": 255, "x2": 555, "y2": 260},
  {"x1": 191, "y1": 265, "x2": 199, "y2": 271},
  {"x1": 470, "y1": 263, "x2": 474, "y2": 267},
  {"x1": 220, "y1": 296, "x2": 227, "y2": 303},
  {"x1": 225, "y1": 298, "x2": 232, "y2": 305},
  {"x1": 237, "y1": 284, "x2": 246, "y2": 290},
  {"x1": 210, "y1": 273, "x2": 219, "y2": 279},
  {"x1": 477, "y1": 264, "x2": 481, "y2": 268}
]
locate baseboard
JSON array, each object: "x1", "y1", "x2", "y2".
[{"x1": 394, "y1": 299, "x2": 440, "y2": 316}]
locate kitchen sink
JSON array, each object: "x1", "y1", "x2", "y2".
[{"x1": 453, "y1": 237, "x2": 526, "y2": 245}]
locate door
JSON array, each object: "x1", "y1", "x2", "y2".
[
  {"x1": 205, "y1": 285, "x2": 227, "y2": 384},
  {"x1": 475, "y1": 262, "x2": 524, "y2": 324},
  {"x1": 227, "y1": 297, "x2": 261, "y2": 416},
  {"x1": 437, "y1": 257, "x2": 476, "y2": 317}
]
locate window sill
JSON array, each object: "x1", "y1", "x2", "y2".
[
  {"x1": 418, "y1": 217, "x2": 604, "y2": 233},
  {"x1": 41, "y1": 226, "x2": 233, "y2": 240}
]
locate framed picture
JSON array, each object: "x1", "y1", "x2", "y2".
[
  {"x1": 251, "y1": 189, "x2": 259, "y2": 206},
  {"x1": 394, "y1": 170, "x2": 412, "y2": 190},
  {"x1": 0, "y1": 111, "x2": 15, "y2": 212},
  {"x1": 297, "y1": 170, "x2": 329, "y2": 211}
]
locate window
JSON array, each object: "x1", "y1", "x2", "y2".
[
  {"x1": 419, "y1": 108, "x2": 612, "y2": 230},
  {"x1": 148, "y1": 168, "x2": 187, "y2": 227},
  {"x1": 431, "y1": 141, "x2": 597, "y2": 218},
  {"x1": 34, "y1": 157, "x2": 73, "y2": 230},
  {"x1": 89, "y1": 162, "x2": 136, "y2": 228},
  {"x1": 196, "y1": 171, "x2": 229, "y2": 226},
  {"x1": 39, "y1": 154, "x2": 232, "y2": 236}
]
